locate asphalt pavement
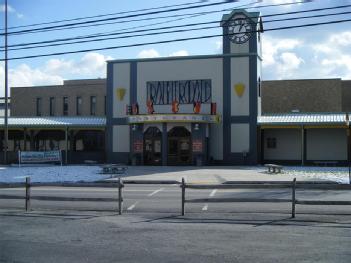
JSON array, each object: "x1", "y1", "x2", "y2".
[{"x1": 1, "y1": 183, "x2": 351, "y2": 262}]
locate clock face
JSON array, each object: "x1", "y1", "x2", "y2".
[{"x1": 228, "y1": 16, "x2": 253, "y2": 44}]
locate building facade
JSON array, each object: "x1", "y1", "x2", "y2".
[
  {"x1": 11, "y1": 79, "x2": 106, "y2": 117},
  {"x1": 5, "y1": 79, "x2": 106, "y2": 164},
  {"x1": 106, "y1": 10, "x2": 262, "y2": 165},
  {"x1": 262, "y1": 79, "x2": 351, "y2": 113},
  {"x1": 5, "y1": 9, "x2": 351, "y2": 166}
]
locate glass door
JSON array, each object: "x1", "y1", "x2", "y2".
[{"x1": 143, "y1": 127, "x2": 162, "y2": 165}]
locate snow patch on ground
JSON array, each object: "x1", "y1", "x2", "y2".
[
  {"x1": 283, "y1": 166, "x2": 349, "y2": 184},
  {"x1": 0, "y1": 165, "x2": 109, "y2": 183}
]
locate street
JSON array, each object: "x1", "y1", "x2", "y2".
[{"x1": 1, "y1": 184, "x2": 351, "y2": 262}]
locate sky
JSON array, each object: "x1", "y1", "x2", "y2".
[{"x1": 1, "y1": 0, "x2": 351, "y2": 95}]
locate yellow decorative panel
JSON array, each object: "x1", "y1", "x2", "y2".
[{"x1": 234, "y1": 83, "x2": 245, "y2": 98}]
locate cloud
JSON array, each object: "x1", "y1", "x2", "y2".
[
  {"x1": 0, "y1": 4, "x2": 15, "y2": 12},
  {"x1": 169, "y1": 50, "x2": 189, "y2": 57},
  {"x1": 262, "y1": 36, "x2": 302, "y2": 67},
  {"x1": 44, "y1": 52, "x2": 112, "y2": 77},
  {"x1": 137, "y1": 49, "x2": 160, "y2": 58},
  {"x1": 215, "y1": 40, "x2": 222, "y2": 51},
  {"x1": 0, "y1": 4, "x2": 24, "y2": 18},
  {"x1": 137, "y1": 49, "x2": 190, "y2": 58},
  {"x1": 263, "y1": 0, "x2": 312, "y2": 5},
  {"x1": 0, "y1": 62, "x2": 63, "y2": 96},
  {"x1": 0, "y1": 52, "x2": 112, "y2": 95},
  {"x1": 311, "y1": 31, "x2": 351, "y2": 79},
  {"x1": 276, "y1": 52, "x2": 304, "y2": 78}
]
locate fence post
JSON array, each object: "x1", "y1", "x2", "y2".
[
  {"x1": 118, "y1": 178, "x2": 123, "y2": 215},
  {"x1": 25, "y1": 177, "x2": 31, "y2": 212},
  {"x1": 181, "y1": 177, "x2": 185, "y2": 216},
  {"x1": 291, "y1": 178, "x2": 296, "y2": 218}
]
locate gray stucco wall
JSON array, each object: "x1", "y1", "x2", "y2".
[
  {"x1": 306, "y1": 128, "x2": 347, "y2": 161},
  {"x1": 263, "y1": 129, "x2": 301, "y2": 160},
  {"x1": 262, "y1": 79, "x2": 342, "y2": 113}
]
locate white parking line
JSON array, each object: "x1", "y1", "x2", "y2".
[
  {"x1": 202, "y1": 189, "x2": 217, "y2": 212},
  {"x1": 148, "y1": 188, "x2": 164, "y2": 197},
  {"x1": 127, "y1": 201, "x2": 138, "y2": 211},
  {"x1": 209, "y1": 189, "x2": 217, "y2": 197}
]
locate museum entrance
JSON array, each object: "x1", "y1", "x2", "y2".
[
  {"x1": 143, "y1": 127, "x2": 162, "y2": 165},
  {"x1": 168, "y1": 127, "x2": 192, "y2": 165}
]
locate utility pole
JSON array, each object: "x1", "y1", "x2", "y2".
[
  {"x1": 347, "y1": 113, "x2": 350, "y2": 184},
  {"x1": 4, "y1": 0, "x2": 9, "y2": 165}
]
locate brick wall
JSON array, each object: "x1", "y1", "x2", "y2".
[{"x1": 11, "y1": 79, "x2": 106, "y2": 117}]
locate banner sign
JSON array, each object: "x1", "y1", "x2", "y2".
[
  {"x1": 133, "y1": 140, "x2": 143, "y2": 153},
  {"x1": 147, "y1": 79, "x2": 211, "y2": 105},
  {"x1": 128, "y1": 114, "x2": 220, "y2": 124},
  {"x1": 19, "y1": 151, "x2": 62, "y2": 165},
  {"x1": 192, "y1": 140, "x2": 203, "y2": 152}
]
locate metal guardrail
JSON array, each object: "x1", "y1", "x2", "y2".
[{"x1": 1, "y1": 177, "x2": 351, "y2": 217}]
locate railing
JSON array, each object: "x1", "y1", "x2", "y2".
[
  {"x1": 180, "y1": 178, "x2": 351, "y2": 217},
  {"x1": 0, "y1": 177, "x2": 124, "y2": 214},
  {"x1": 1, "y1": 177, "x2": 351, "y2": 218}
]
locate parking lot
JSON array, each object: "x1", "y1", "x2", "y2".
[{"x1": 1, "y1": 183, "x2": 351, "y2": 262}]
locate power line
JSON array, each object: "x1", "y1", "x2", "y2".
[
  {"x1": 1, "y1": 0, "x2": 238, "y2": 36},
  {"x1": 0, "y1": 1, "x2": 262, "y2": 48},
  {"x1": 2, "y1": 17, "x2": 350, "y2": 62},
  {"x1": 2, "y1": 4, "x2": 350, "y2": 51},
  {"x1": 4, "y1": 10, "x2": 351, "y2": 52},
  {"x1": 3, "y1": 0, "x2": 313, "y2": 36},
  {"x1": 3, "y1": 0, "x2": 207, "y2": 30}
]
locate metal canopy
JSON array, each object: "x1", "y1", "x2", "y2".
[
  {"x1": 0, "y1": 117, "x2": 106, "y2": 128},
  {"x1": 258, "y1": 113, "x2": 347, "y2": 126}
]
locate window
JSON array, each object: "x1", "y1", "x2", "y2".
[
  {"x1": 258, "y1": 77, "x2": 261, "y2": 97},
  {"x1": 76, "y1": 96, "x2": 82, "y2": 115},
  {"x1": 49, "y1": 97, "x2": 55, "y2": 116},
  {"x1": 63, "y1": 97, "x2": 68, "y2": 116},
  {"x1": 267, "y1": 138, "x2": 277, "y2": 149},
  {"x1": 90, "y1": 96, "x2": 97, "y2": 116},
  {"x1": 36, "y1": 97, "x2": 42, "y2": 116}
]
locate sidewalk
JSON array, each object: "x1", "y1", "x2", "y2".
[{"x1": 114, "y1": 166, "x2": 331, "y2": 184}]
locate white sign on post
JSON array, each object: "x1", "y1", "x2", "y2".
[{"x1": 18, "y1": 151, "x2": 62, "y2": 166}]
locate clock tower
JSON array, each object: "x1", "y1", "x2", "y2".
[{"x1": 221, "y1": 9, "x2": 262, "y2": 164}]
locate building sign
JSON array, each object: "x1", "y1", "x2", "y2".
[
  {"x1": 234, "y1": 83, "x2": 245, "y2": 97},
  {"x1": 192, "y1": 140, "x2": 203, "y2": 152},
  {"x1": 128, "y1": 114, "x2": 221, "y2": 124},
  {"x1": 19, "y1": 151, "x2": 62, "y2": 165},
  {"x1": 171, "y1": 100, "x2": 179, "y2": 113},
  {"x1": 147, "y1": 79, "x2": 212, "y2": 105},
  {"x1": 133, "y1": 140, "x2": 143, "y2": 153}
]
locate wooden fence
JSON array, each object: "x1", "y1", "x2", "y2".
[
  {"x1": 1, "y1": 177, "x2": 351, "y2": 217},
  {"x1": 0, "y1": 178, "x2": 180, "y2": 215},
  {"x1": 0, "y1": 177, "x2": 125, "y2": 214},
  {"x1": 180, "y1": 178, "x2": 351, "y2": 217}
]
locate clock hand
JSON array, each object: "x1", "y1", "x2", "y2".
[{"x1": 239, "y1": 23, "x2": 244, "y2": 32}]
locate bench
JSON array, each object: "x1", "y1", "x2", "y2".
[
  {"x1": 264, "y1": 164, "x2": 283, "y2": 174},
  {"x1": 101, "y1": 164, "x2": 128, "y2": 175}
]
